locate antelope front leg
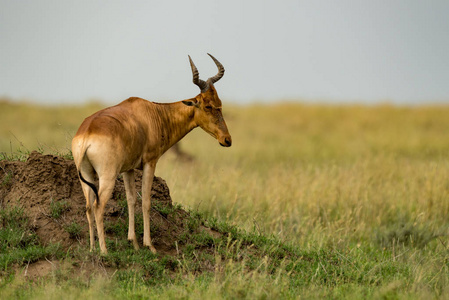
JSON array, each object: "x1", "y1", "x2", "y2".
[
  {"x1": 142, "y1": 163, "x2": 157, "y2": 254},
  {"x1": 123, "y1": 170, "x2": 139, "y2": 250}
]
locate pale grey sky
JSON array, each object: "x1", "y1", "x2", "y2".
[{"x1": 1, "y1": 0, "x2": 449, "y2": 105}]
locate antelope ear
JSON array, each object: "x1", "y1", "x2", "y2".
[{"x1": 182, "y1": 99, "x2": 200, "y2": 107}]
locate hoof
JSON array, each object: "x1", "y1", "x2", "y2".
[
  {"x1": 148, "y1": 245, "x2": 157, "y2": 254},
  {"x1": 144, "y1": 239, "x2": 157, "y2": 254},
  {"x1": 129, "y1": 239, "x2": 140, "y2": 250},
  {"x1": 99, "y1": 247, "x2": 108, "y2": 256}
]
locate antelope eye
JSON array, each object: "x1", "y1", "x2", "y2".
[{"x1": 205, "y1": 105, "x2": 212, "y2": 110}]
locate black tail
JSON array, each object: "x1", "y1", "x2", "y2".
[{"x1": 78, "y1": 171, "x2": 99, "y2": 203}]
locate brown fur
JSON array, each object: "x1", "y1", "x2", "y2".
[{"x1": 72, "y1": 75, "x2": 231, "y2": 254}]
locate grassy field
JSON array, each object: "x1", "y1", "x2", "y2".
[{"x1": 1, "y1": 99, "x2": 449, "y2": 298}]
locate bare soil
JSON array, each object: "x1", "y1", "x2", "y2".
[{"x1": 0, "y1": 151, "x2": 204, "y2": 255}]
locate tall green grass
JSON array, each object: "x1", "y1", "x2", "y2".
[{"x1": 1, "y1": 99, "x2": 449, "y2": 298}]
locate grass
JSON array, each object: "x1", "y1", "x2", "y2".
[
  {"x1": 1, "y1": 99, "x2": 449, "y2": 298},
  {"x1": 64, "y1": 222, "x2": 83, "y2": 239},
  {"x1": 49, "y1": 199, "x2": 71, "y2": 219},
  {"x1": 0, "y1": 207, "x2": 62, "y2": 272},
  {"x1": 0, "y1": 99, "x2": 104, "y2": 156}
]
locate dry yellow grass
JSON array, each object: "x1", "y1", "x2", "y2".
[
  {"x1": 2, "y1": 99, "x2": 449, "y2": 297},
  {"x1": 154, "y1": 103, "x2": 449, "y2": 249},
  {"x1": 2, "y1": 100, "x2": 449, "y2": 247}
]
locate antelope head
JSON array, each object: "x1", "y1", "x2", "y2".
[{"x1": 182, "y1": 54, "x2": 232, "y2": 147}]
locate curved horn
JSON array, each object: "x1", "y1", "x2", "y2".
[
  {"x1": 207, "y1": 53, "x2": 225, "y2": 84},
  {"x1": 188, "y1": 55, "x2": 208, "y2": 92}
]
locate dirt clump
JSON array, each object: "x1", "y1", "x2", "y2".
[{"x1": 0, "y1": 151, "x2": 192, "y2": 254}]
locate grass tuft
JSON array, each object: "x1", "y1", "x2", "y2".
[
  {"x1": 64, "y1": 222, "x2": 83, "y2": 240},
  {"x1": 49, "y1": 199, "x2": 71, "y2": 219}
]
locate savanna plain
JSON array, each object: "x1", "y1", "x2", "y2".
[{"x1": 1, "y1": 99, "x2": 449, "y2": 299}]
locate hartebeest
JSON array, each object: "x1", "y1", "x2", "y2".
[{"x1": 72, "y1": 54, "x2": 232, "y2": 254}]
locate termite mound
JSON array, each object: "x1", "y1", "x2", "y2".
[{"x1": 0, "y1": 151, "x2": 198, "y2": 255}]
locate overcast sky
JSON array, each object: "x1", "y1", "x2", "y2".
[{"x1": 1, "y1": 1, "x2": 449, "y2": 105}]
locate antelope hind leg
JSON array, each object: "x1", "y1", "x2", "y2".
[
  {"x1": 79, "y1": 169, "x2": 96, "y2": 251},
  {"x1": 94, "y1": 176, "x2": 116, "y2": 255}
]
